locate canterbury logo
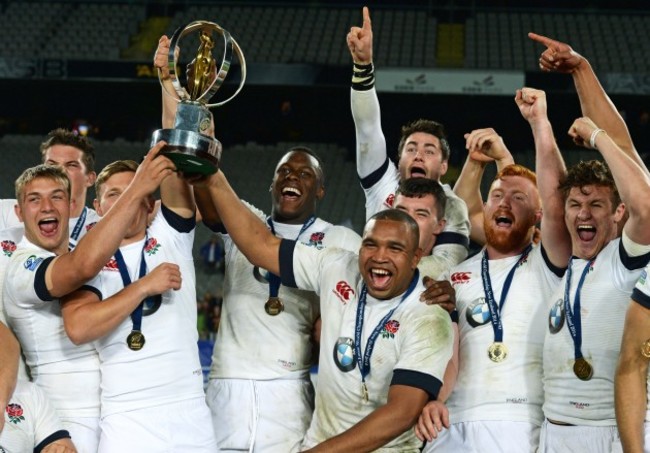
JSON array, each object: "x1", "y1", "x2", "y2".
[
  {"x1": 384, "y1": 193, "x2": 395, "y2": 208},
  {"x1": 451, "y1": 272, "x2": 471, "y2": 284},
  {"x1": 333, "y1": 281, "x2": 355, "y2": 304}
]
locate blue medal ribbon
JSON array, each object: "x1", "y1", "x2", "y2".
[
  {"x1": 68, "y1": 206, "x2": 87, "y2": 249},
  {"x1": 480, "y1": 244, "x2": 533, "y2": 344},
  {"x1": 266, "y1": 215, "x2": 316, "y2": 298},
  {"x1": 563, "y1": 257, "x2": 594, "y2": 361},
  {"x1": 354, "y1": 269, "x2": 420, "y2": 392},
  {"x1": 113, "y1": 236, "x2": 154, "y2": 333}
]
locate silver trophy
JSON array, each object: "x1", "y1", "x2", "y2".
[{"x1": 151, "y1": 21, "x2": 246, "y2": 175}]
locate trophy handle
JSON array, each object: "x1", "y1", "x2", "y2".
[{"x1": 161, "y1": 20, "x2": 247, "y2": 109}]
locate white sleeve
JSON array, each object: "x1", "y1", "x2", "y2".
[
  {"x1": 0, "y1": 200, "x2": 21, "y2": 230},
  {"x1": 323, "y1": 226, "x2": 362, "y2": 254},
  {"x1": 351, "y1": 87, "x2": 389, "y2": 179},
  {"x1": 29, "y1": 382, "x2": 69, "y2": 448}
]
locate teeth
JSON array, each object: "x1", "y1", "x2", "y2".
[
  {"x1": 372, "y1": 269, "x2": 390, "y2": 275},
  {"x1": 39, "y1": 218, "x2": 57, "y2": 224},
  {"x1": 578, "y1": 225, "x2": 595, "y2": 231},
  {"x1": 282, "y1": 187, "x2": 301, "y2": 196}
]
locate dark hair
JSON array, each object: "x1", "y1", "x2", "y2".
[
  {"x1": 282, "y1": 146, "x2": 325, "y2": 183},
  {"x1": 395, "y1": 177, "x2": 447, "y2": 220},
  {"x1": 366, "y1": 208, "x2": 420, "y2": 249},
  {"x1": 397, "y1": 119, "x2": 450, "y2": 161},
  {"x1": 559, "y1": 160, "x2": 621, "y2": 209},
  {"x1": 40, "y1": 128, "x2": 96, "y2": 173}
]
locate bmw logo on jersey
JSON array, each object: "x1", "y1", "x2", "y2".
[
  {"x1": 333, "y1": 337, "x2": 356, "y2": 372},
  {"x1": 548, "y1": 299, "x2": 565, "y2": 334},
  {"x1": 465, "y1": 297, "x2": 491, "y2": 327}
]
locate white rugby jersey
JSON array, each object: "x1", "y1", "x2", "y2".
[
  {"x1": 543, "y1": 238, "x2": 650, "y2": 425},
  {"x1": 0, "y1": 209, "x2": 99, "y2": 383},
  {"x1": 444, "y1": 244, "x2": 563, "y2": 426},
  {"x1": 630, "y1": 265, "x2": 650, "y2": 423},
  {"x1": 84, "y1": 206, "x2": 203, "y2": 417},
  {"x1": 282, "y1": 242, "x2": 453, "y2": 451},
  {"x1": 210, "y1": 202, "x2": 361, "y2": 380},
  {"x1": 3, "y1": 238, "x2": 100, "y2": 419},
  {"x1": 0, "y1": 380, "x2": 70, "y2": 452}
]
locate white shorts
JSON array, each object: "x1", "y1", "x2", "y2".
[
  {"x1": 423, "y1": 420, "x2": 540, "y2": 453},
  {"x1": 98, "y1": 397, "x2": 217, "y2": 453},
  {"x1": 539, "y1": 420, "x2": 623, "y2": 453},
  {"x1": 61, "y1": 416, "x2": 100, "y2": 453},
  {"x1": 206, "y1": 378, "x2": 314, "y2": 453}
]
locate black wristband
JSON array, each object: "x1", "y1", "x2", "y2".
[{"x1": 352, "y1": 62, "x2": 375, "y2": 91}]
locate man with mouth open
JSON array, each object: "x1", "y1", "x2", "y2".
[
  {"x1": 0, "y1": 130, "x2": 101, "y2": 383},
  {"x1": 191, "y1": 167, "x2": 454, "y2": 452},
  {"x1": 417, "y1": 87, "x2": 571, "y2": 452},
  {"x1": 0, "y1": 129, "x2": 100, "y2": 244},
  {"x1": 2, "y1": 145, "x2": 174, "y2": 453},
  {"x1": 196, "y1": 147, "x2": 362, "y2": 452},
  {"x1": 347, "y1": 7, "x2": 470, "y2": 280},
  {"x1": 539, "y1": 117, "x2": 650, "y2": 452}
]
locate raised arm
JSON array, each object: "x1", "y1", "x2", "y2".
[
  {"x1": 569, "y1": 117, "x2": 650, "y2": 244},
  {"x1": 515, "y1": 88, "x2": 570, "y2": 266},
  {"x1": 453, "y1": 128, "x2": 514, "y2": 245},
  {"x1": 61, "y1": 263, "x2": 181, "y2": 345},
  {"x1": 0, "y1": 321, "x2": 19, "y2": 434},
  {"x1": 160, "y1": 164, "x2": 195, "y2": 219},
  {"x1": 348, "y1": 7, "x2": 388, "y2": 179},
  {"x1": 615, "y1": 300, "x2": 650, "y2": 453},
  {"x1": 529, "y1": 32, "x2": 647, "y2": 175},
  {"x1": 45, "y1": 143, "x2": 175, "y2": 297},
  {"x1": 154, "y1": 35, "x2": 181, "y2": 130},
  {"x1": 192, "y1": 171, "x2": 281, "y2": 274}
]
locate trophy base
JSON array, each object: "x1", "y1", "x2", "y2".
[{"x1": 151, "y1": 129, "x2": 222, "y2": 175}]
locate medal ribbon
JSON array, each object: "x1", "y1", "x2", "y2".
[
  {"x1": 68, "y1": 206, "x2": 88, "y2": 249},
  {"x1": 113, "y1": 236, "x2": 154, "y2": 333},
  {"x1": 563, "y1": 257, "x2": 594, "y2": 361},
  {"x1": 481, "y1": 243, "x2": 533, "y2": 343},
  {"x1": 266, "y1": 215, "x2": 316, "y2": 298},
  {"x1": 355, "y1": 269, "x2": 420, "y2": 387}
]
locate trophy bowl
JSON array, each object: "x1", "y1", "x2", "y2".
[{"x1": 151, "y1": 20, "x2": 246, "y2": 175}]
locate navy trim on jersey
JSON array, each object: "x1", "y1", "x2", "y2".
[
  {"x1": 161, "y1": 204, "x2": 195, "y2": 233},
  {"x1": 435, "y1": 232, "x2": 469, "y2": 249},
  {"x1": 619, "y1": 240, "x2": 650, "y2": 271},
  {"x1": 450, "y1": 309, "x2": 459, "y2": 323},
  {"x1": 391, "y1": 369, "x2": 442, "y2": 401},
  {"x1": 279, "y1": 239, "x2": 298, "y2": 288},
  {"x1": 34, "y1": 256, "x2": 56, "y2": 302},
  {"x1": 78, "y1": 284, "x2": 103, "y2": 301},
  {"x1": 541, "y1": 244, "x2": 566, "y2": 278},
  {"x1": 204, "y1": 221, "x2": 227, "y2": 234},
  {"x1": 359, "y1": 158, "x2": 390, "y2": 189},
  {"x1": 631, "y1": 288, "x2": 650, "y2": 309},
  {"x1": 34, "y1": 429, "x2": 71, "y2": 453}
]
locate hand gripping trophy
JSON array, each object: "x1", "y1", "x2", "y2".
[{"x1": 152, "y1": 21, "x2": 246, "y2": 175}]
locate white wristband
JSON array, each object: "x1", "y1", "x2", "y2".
[{"x1": 589, "y1": 128, "x2": 606, "y2": 149}]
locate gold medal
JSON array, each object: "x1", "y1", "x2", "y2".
[
  {"x1": 641, "y1": 338, "x2": 650, "y2": 359},
  {"x1": 573, "y1": 357, "x2": 593, "y2": 381},
  {"x1": 127, "y1": 330, "x2": 145, "y2": 351},
  {"x1": 488, "y1": 342, "x2": 508, "y2": 362},
  {"x1": 264, "y1": 297, "x2": 284, "y2": 316}
]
